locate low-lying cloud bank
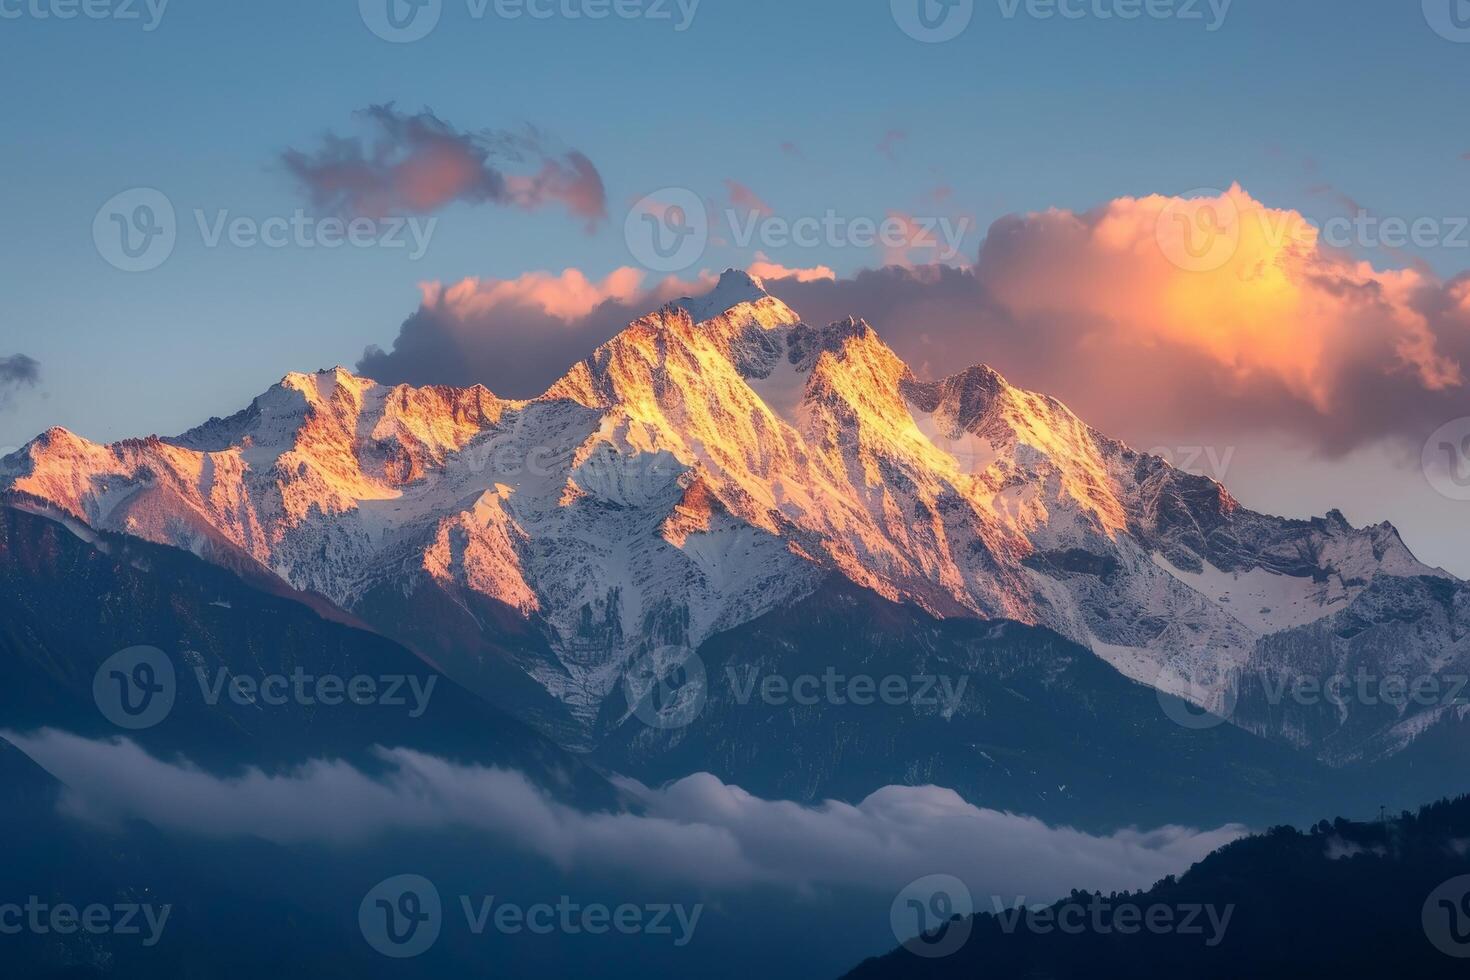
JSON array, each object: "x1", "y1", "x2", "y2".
[
  {"x1": 6, "y1": 730, "x2": 1242, "y2": 901},
  {"x1": 356, "y1": 186, "x2": 1470, "y2": 455}
]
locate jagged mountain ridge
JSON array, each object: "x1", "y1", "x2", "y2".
[{"x1": 2, "y1": 271, "x2": 1463, "y2": 755}]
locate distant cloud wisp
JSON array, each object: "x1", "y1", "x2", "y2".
[
  {"x1": 282, "y1": 104, "x2": 607, "y2": 228},
  {"x1": 0, "y1": 354, "x2": 40, "y2": 410}
]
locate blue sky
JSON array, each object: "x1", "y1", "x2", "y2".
[{"x1": 2, "y1": 0, "x2": 1469, "y2": 568}]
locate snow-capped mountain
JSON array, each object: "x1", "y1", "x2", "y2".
[{"x1": 3, "y1": 271, "x2": 1464, "y2": 758}]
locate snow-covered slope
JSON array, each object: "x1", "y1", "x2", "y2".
[{"x1": 3, "y1": 270, "x2": 1462, "y2": 755}]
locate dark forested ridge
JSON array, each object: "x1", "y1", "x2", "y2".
[{"x1": 846, "y1": 793, "x2": 1470, "y2": 979}]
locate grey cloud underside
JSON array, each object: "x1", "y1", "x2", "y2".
[
  {"x1": 0, "y1": 354, "x2": 39, "y2": 409},
  {"x1": 282, "y1": 103, "x2": 606, "y2": 224}
]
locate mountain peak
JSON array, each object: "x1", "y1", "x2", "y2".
[{"x1": 678, "y1": 268, "x2": 771, "y2": 322}]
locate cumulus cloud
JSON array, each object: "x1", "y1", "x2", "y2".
[
  {"x1": 746, "y1": 252, "x2": 835, "y2": 283},
  {"x1": 766, "y1": 186, "x2": 1470, "y2": 454},
  {"x1": 358, "y1": 268, "x2": 712, "y2": 395},
  {"x1": 354, "y1": 185, "x2": 1470, "y2": 454},
  {"x1": 5, "y1": 730, "x2": 1241, "y2": 900},
  {"x1": 0, "y1": 354, "x2": 40, "y2": 409},
  {"x1": 282, "y1": 104, "x2": 607, "y2": 227}
]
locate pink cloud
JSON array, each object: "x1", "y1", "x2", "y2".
[
  {"x1": 357, "y1": 185, "x2": 1470, "y2": 458},
  {"x1": 767, "y1": 186, "x2": 1470, "y2": 455},
  {"x1": 420, "y1": 268, "x2": 653, "y2": 322},
  {"x1": 880, "y1": 210, "x2": 972, "y2": 268},
  {"x1": 724, "y1": 179, "x2": 773, "y2": 216},
  {"x1": 282, "y1": 104, "x2": 607, "y2": 226},
  {"x1": 746, "y1": 253, "x2": 836, "y2": 283},
  {"x1": 877, "y1": 129, "x2": 908, "y2": 162}
]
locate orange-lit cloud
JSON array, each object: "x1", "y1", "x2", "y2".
[
  {"x1": 359, "y1": 186, "x2": 1470, "y2": 454},
  {"x1": 418, "y1": 268, "x2": 652, "y2": 323},
  {"x1": 766, "y1": 186, "x2": 1470, "y2": 453},
  {"x1": 724, "y1": 179, "x2": 773, "y2": 216},
  {"x1": 979, "y1": 185, "x2": 1460, "y2": 408},
  {"x1": 747, "y1": 252, "x2": 835, "y2": 283}
]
